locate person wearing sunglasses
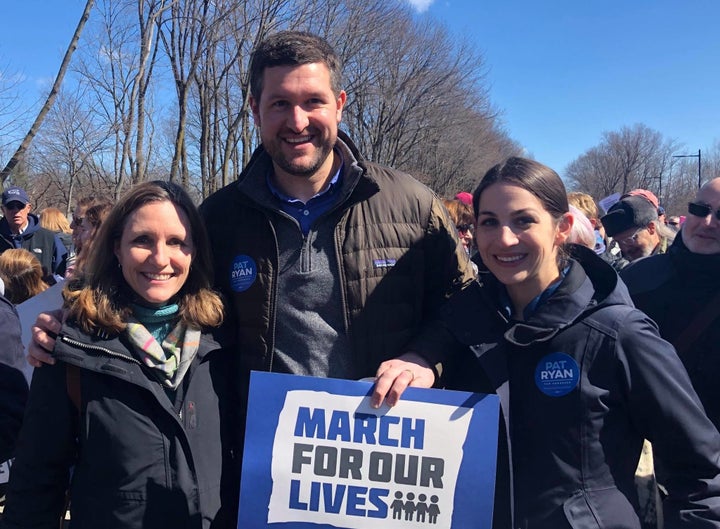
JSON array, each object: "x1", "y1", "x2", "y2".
[
  {"x1": 442, "y1": 198, "x2": 476, "y2": 257},
  {"x1": 622, "y1": 177, "x2": 720, "y2": 489},
  {"x1": 600, "y1": 194, "x2": 674, "y2": 267}
]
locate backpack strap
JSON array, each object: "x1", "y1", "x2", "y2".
[
  {"x1": 62, "y1": 365, "x2": 81, "y2": 529},
  {"x1": 673, "y1": 289, "x2": 720, "y2": 357}
]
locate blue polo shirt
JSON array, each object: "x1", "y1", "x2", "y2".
[{"x1": 266, "y1": 163, "x2": 343, "y2": 235}]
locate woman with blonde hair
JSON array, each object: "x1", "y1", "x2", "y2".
[
  {"x1": 4, "y1": 181, "x2": 239, "y2": 529},
  {"x1": 40, "y1": 207, "x2": 74, "y2": 264},
  {"x1": 0, "y1": 248, "x2": 48, "y2": 304},
  {"x1": 39, "y1": 207, "x2": 72, "y2": 236}
]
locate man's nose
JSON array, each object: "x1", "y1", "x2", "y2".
[{"x1": 287, "y1": 106, "x2": 310, "y2": 132}]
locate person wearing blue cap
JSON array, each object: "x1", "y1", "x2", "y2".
[{"x1": 0, "y1": 186, "x2": 67, "y2": 283}]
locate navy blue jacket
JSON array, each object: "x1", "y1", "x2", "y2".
[
  {"x1": 621, "y1": 233, "x2": 720, "y2": 431},
  {"x1": 3, "y1": 322, "x2": 240, "y2": 529},
  {"x1": 440, "y1": 245, "x2": 720, "y2": 528}
]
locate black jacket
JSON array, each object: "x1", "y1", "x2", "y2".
[
  {"x1": 3, "y1": 322, "x2": 240, "y2": 529},
  {"x1": 0, "y1": 294, "x2": 27, "y2": 463},
  {"x1": 442, "y1": 245, "x2": 720, "y2": 528},
  {"x1": 621, "y1": 232, "x2": 720, "y2": 430}
]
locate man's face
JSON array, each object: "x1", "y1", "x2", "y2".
[
  {"x1": 1, "y1": 201, "x2": 31, "y2": 233},
  {"x1": 614, "y1": 223, "x2": 658, "y2": 261},
  {"x1": 683, "y1": 181, "x2": 720, "y2": 255},
  {"x1": 249, "y1": 63, "x2": 346, "y2": 185}
]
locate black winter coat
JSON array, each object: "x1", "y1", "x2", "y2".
[
  {"x1": 0, "y1": 294, "x2": 27, "y2": 463},
  {"x1": 621, "y1": 232, "x2": 720, "y2": 430},
  {"x1": 3, "y1": 322, "x2": 240, "y2": 529},
  {"x1": 441, "y1": 245, "x2": 720, "y2": 529}
]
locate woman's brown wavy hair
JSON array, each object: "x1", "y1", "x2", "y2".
[
  {"x1": 63, "y1": 181, "x2": 223, "y2": 335},
  {"x1": 0, "y1": 249, "x2": 48, "y2": 304}
]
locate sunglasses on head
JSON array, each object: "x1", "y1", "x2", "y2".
[{"x1": 688, "y1": 202, "x2": 720, "y2": 221}]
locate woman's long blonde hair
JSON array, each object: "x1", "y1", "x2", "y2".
[{"x1": 39, "y1": 207, "x2": 72, "y2": 234}]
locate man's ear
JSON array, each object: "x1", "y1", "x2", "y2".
[
  {"x1": 646, "y1": 221, "x2": 657, "y2": 235},
  {"x1": 249, "y1": 95, "x2": 260, "y2": 128},
  {"x1": 336, "y1": 90, "x2": 347, "y2": 123}
]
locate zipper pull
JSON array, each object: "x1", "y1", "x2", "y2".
[{"x1": 186, "y1": 401, "x2": 197, "y2": 429}]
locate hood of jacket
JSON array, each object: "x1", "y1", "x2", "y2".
[
  {"x1": 456, "y1": 244, "x2": 632, "y2": 348},
  {"x1": 503, "y1": 244, "x2": 631, "y2": 346},
  {"x1": 442, "y1": 245, "x2": 628, "y2": 347},
  {"x1": 0, "y1": 212, "x2": 42, "y2": 240}
]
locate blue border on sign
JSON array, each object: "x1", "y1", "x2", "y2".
[{"x1": 238, "y1": 371, "x2": 499, "y2": 529}]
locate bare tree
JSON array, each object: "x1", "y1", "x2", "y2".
[
  {"x1": 0, "y1": 0, "x2": 96, "y2": 185},
  {"x1": 158, "y1": 0, "x2": 211, "y2": 186},
  {"x1": 0, "y1": 62, "x2": 30, "y2": 156},
  {"x1": 566, "y1": 124, "x2": 677, "y2": 205},
  {"x1": 4, "y1": 0, "x2": 517, "y2": 203},
  {"x1": 28, "y1": 90, "x2": 113, "y2": 212},
  {"x1": 187, "y1": 0, "x2": 314, "y2": 194}
]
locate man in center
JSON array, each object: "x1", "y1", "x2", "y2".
[{"x1": 199, "y1": 31, "x2": 474, "y2": 408}]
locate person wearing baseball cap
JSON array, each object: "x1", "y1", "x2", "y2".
[
  {"x1": 601, "y1": 193, "x2": 674, "y2": 265},
  {"x1": 0, "y1": 186, "x2": 67, "y2": 283}
]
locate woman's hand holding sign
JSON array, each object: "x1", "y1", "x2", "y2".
[{"x1": 371, "y1": 352, "x2": 435, "y2": 408}]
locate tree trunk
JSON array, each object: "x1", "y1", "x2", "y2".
[{"x1": 0, "y1": 0, "x2": 95, "y2": 185}]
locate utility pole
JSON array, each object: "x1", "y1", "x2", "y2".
[{"x1": 673, "y1": 149, "x2": 702, "y2": 188}]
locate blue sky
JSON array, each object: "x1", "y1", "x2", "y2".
[
  {"x1": 418, "y1": 0, "x2": 719, "y2": 175},
  {"x1": 1, "y1": 0, "x2": 718, "y2": 177}
]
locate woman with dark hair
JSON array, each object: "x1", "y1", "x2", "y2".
[
  {"x1": 66, "y1": 200, "x2": 113, "y2": 278},
  {"x1": 3, "y1": 181, "x2": 239, "y2": 529},
  {"x1": 421, "y1": 157, "x2": 720, "y2": 527}
]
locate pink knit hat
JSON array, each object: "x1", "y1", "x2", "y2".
[{"x1": 455, "y1": 192, "x2": 473, "y2": 205}]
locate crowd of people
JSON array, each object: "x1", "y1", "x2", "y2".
[{"x1": 0, "y1": 30, "x2": 718, "y2": 529}]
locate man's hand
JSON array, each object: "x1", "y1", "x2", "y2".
[
  {"x1": 371, "y1": 352, "x2": 435, "y2": 408},
  {"x1": 26, "y1": 311, "x2": 63, "y2": 368}
]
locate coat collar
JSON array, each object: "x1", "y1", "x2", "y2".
[
  {"x1": 234, "y1": 131, "x2": 379, "y2": 210},
  {"x1": 479, "y1": 245, "x2": 623, "y2": 347}
]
